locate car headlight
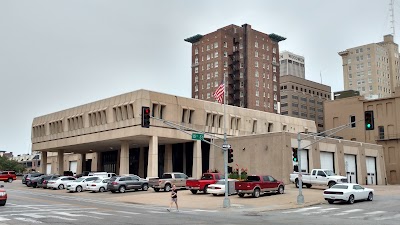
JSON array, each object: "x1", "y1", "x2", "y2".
[{"x1": 0, "y1": 192, "x2": 6, "y2": 196}]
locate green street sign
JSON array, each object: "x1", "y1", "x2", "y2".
[{"x1": 192, "y1": 133, "x2": 204, "y2": 140}]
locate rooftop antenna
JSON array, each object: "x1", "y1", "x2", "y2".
[
  {"x1": 390, "y1": 0, "x2": 395, "y2": 37},
  {"x1": 320, "y1": 71, "x2": 322, "y2": 84}
]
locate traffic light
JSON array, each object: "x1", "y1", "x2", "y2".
[
  {"x1": 228, "y1": 148, "x2": 234, "y2": 163},
  {"x1": 141, "y1": 106, "x2": 150, "y2": 128},
  {"x1": 292, "y1": 148, "x2": 298, "y2": 162},
  {"x1": 364, "y1": 110, "x2": 374, "y2": 130}
]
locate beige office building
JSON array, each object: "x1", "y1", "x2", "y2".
[
  {"x1": 279, "y1": 51, "x2": 305, "y2": 78},
  {"x1": 324, "y1": 87, "x2": 400, "y2": 184},
  {"x1": 339, "y1": 34, "x2": 400, "y2": 99},
  {"x1": 280, "y1": 75, "x2": 331, "y2": 133}
]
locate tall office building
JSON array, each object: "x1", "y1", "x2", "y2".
[
  {"x1": 279, "y1": 51, "x2": 305, "y2": 78},
  {"x1": 339, "y1": 35, "x2": 400, "y2": 99},
  {"x1": 185, "y1": 24, "x2": 286, "y2": 113}
]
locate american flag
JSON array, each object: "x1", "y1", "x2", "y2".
[{"x1": 213, "y1": 82, "x2": 225, "y2": 104}]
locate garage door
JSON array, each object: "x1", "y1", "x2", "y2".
[
  {"x1": 69, "y1": 161, "x2": 78, "y2": 175},
  {"x1": 46, "y1": 163, "x2": 52, "y2": 174},
  {"x1": 366, "y1": 157, "x2": 377, "y2": 185},
  {"x1": 344, "y1": 154, "x2": 357, "y2": 183},
  {"x1": 320, "y1": 152, "x2": 334, "y2": 172},
  {"x1": 300, "y1": 149, "x2": 309, "y2": 173}
]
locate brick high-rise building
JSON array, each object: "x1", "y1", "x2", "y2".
[{"x1": 185, "y1": 24, "x2": 286, "y2": 113}]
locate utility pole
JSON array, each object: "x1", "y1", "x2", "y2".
[
  {"x1": 222, "y1": 70, "x2": 230, "y2": 208},
  {"x1": 297, "y1": 133, "x2": 304, "y2": 204}
]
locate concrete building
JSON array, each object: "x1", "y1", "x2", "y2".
[
  {"x1": 0, "y1": 151, "x2": 13, "y2": 159},
  {"x1": 279, "y1": 51, "x2": 305, "y2": 78},
  {"x1": 280, "y1": 75, "x2": 331, "y2": 133},
  {"x1": 338, "y1": 34, "x2": 400, "y2": 99},
  {"x1": 185, "y1": 24, "x2": 286, "y2": 113},
  {"x1": 324, "y1": 87, "x2": 400, "y2": 184},
  {"x1": 11, "y1": 153, "x2": 40, "y2": 171},
  {"x1": 31, "y1": 89, "x2": 315, "y2": 179}
]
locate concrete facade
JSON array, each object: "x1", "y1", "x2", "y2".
[
  {"x1": 279, "y1": 51, "x2": 305, "y2": 78},
  {"x1": 324, "y1": 88, "x2": 400, "y2": 184},
  {"x1": 31, "y1": 89, "x2": 316, "y2": 179}
]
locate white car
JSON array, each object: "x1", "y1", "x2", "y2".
[
  {"x1": 207, "y1": 179, "x2": 238, "y2": 196},
  {"x1": 66, "y1": 176, "x2": 100, "y2": 192},
  {"x1": 47, "y1": 176, "x2": 76, "y2": 189},
  {"x1": 87, "y1": 178, "x2": 109, "y2": 192},
  {"x1": 323, "y1": 183, "x2": 374, "y2": 204}
]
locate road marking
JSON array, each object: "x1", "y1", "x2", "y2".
[
  {"x1": 282, "y1": 207, "x2": 321, "y2": 213},
  {"x1": 16, "y1": 214, "x2": 46, "y2": 219},
  {"x1": 148, "y1": 211, "x2": 167, "y2": 214},
  {"x1": 193, "y1": 209, "x2": 218, "y2": 212},
  {"x1": 302, "y1": 208, "x2": 339, "y2": 215},
  {"x1": 333, "y1": 209, "x2": 363, "y2": 216},
  {"x1": 374, "y1": 214, "x2": 400, "y2": 221},
  {"x1": 53, "y1": 212, "x2": 102, "y2": 219},
  {"x1": 14, "y1": 218, "x2": 42, "y2": 223},
  {"x1": 88, "y1": 212, "x2": 113, "y2": 216},
  {"x1": 0, "y1": 217, "x2": 10, "y2": 222},
  {"x1": 364, "y1": 211, "x2": 386, "y2": 215},
  {"x1": 116, "y1": 211, "x2": 141, "y2": 215}
]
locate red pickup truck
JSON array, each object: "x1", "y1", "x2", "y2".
[
  {"x1": 0, "y1": 171, "x2": 17, "y2": 183},
  {"x1": 235, "y1": 175, "x2": 285, "y2": 198},
  {"x1": 186, "y1": 173, "x2": 223, "y2": 194}
]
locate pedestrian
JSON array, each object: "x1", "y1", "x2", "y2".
[{"x1": 167, "y1": 184, "x2": 179, "y2": 212}]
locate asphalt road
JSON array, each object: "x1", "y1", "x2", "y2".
[{"x1": 1, "y1": 181, "x2": 400, "y2": 225}]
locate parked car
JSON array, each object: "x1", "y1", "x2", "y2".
[
  {"x1": 186, "y1": 173, "x2": 223, "y2": 194},
  {"x1": 88, "y1": 172, "x2": 117, "y2": 178},
  {"x1": 87, "y1": 178, "x2": 110, "y2": 192},
  {"x1": 66, "y1": 176, "x2": 100, "y2": 192},
  {"x1": 0, "y1": 171, "x2": 17, "y2": 183},
  {"x1": 47, "y1": 176, "x2": 76, "y2": 189},
  {"x1": 0, "y1": 185, "x2": 7, "y2": 206},
  {"x1": 207, "y1": 179, "x2": 238, "y2": 196},
  {"x1": 290, "y1": 169, "x2": 348, "y2": 188},
  {"x1": 323, "y1": 183, "x2": 374, "y2": 204},
  {"x1": 148, "y1": 172, "x2": 188, "y2": 192},
  {"x1": 36, "y1": 175, "x2": 60, "y2": 188},
  {"x1": 235, "y1": 175, "x2": 285, "y2": 198},
  {"x1": 107, "y1": 175, "x2": 149, "y2": 193},
  {"x1": 24, "y1": 173, "x2": 44, "y2": 186}
]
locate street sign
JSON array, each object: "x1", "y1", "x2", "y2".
[
  {"x1": 192, "y1": 133, "x2": 204, "y2": 140},
  {"x1": 222, "y1": 144, "x2": 231, "y2": 149}
]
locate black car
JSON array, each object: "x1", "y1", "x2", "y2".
[
  {"x1": 23, "y1": 173, "x2": 44, "y2": 186},
  {"x1": 33, "y1": 175, "x2": 59, "y2": 188}
]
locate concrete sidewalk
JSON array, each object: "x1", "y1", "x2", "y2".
[{"x1": 109, "y1": 184, "x2": 400, "y2": 212}]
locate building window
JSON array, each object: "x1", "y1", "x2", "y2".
[
  {"x1": 378, "y1": 126, "x2": 385, "y2": 139},
  {"x1": 255, "y1": 42, "x2": 258, "y2": 48},
  {"x1": 350, "y1": 115, "x2": 356, "y2": 128},
  {"x1": 255, "y1": 61, "x2": 259, "y2": 67}
]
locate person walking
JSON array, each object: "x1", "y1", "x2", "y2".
[{"x1": 167, "y1": 185, "x2": 179, "y2": 212}]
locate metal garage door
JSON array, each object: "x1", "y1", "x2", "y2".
[
  {"x1": 300, "y1": 149, "x2": 309, "y2": 173},
  {"x1": 320, "y1": 152, "x2": 334, "y2": 172},
  {"x1": 344, "y1": 154, "x2": 357, "y2": 183},
  {"x1": 69, "y1": 161, "x2": 78, "y2": 175},
  {"x1": 366, "y1": 157, "x2": 377, "y2": 185},
  {"x1": 46, "y1": 163, "x2": 52, "y2": 174}
]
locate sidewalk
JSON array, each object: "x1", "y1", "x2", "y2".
[{"x1": 109, "y1": 184, "x2": 400, "y2": 212}]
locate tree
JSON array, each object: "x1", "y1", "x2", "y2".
[{"x1": 0, "y1": 156, "x2": 25, "y2": 172}]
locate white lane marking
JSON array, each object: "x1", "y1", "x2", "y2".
[
  {"x1": 16, "y1": 214, "x2": 46, "y2": 219},
  {"x1": 282, "y1": 207, "x2": 321, "y2": 213},
  {"x1": 192, "y1": 209, "x2": 218, "y2": 212},
  {"x1": 0, "y1": 217, "x2": 11, "y2": 221},
  {"x1": 374, "y1": 214, "x2": 400, "y2": 221},
  {"x1": 302, "y1": 208, "x2": 339, "y2": 215},
  {"x1": 88, "y1": 212, "x2": 113, "y2": 216},
  {"x1": 333, "y1": 209, "x2": 363, "y2": 216},
  {"x1": 116, "y1": 211, "x2": 141, "y2": 215},
  {"x1": 148, "y1": 211, "x2": 167, "y2": 214},
  {"x1": 46, "y1": 216, "x2": 76, "y2": 221},
  {"x1": 53, "y1": 212, "x2": 102, "y2": 219},
  {"x1": 364, "y1": 211, "x2": 386, "y2": 215},
  {"x1": 14, "y1": 218, "x2": 42, "y2": 223}
]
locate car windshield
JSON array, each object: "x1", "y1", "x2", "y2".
[
  {"x1": 331, "y1": 185, "x2": 349, "y2": 189},
  {"x1": 324, "y1": 170, "x2": 335, "y2": 176},
  {"x1": 74, "y1": 178, "x2": 85, "y2": 182},
  {"x1": 201, "y1": 174, "x2": 213, "y2": 180},
  {"x1": 216, "y1": 180, "x2": 227, "y2": 185}
]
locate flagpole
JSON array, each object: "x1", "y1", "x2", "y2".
[{"x1": 223, "y1": 70, "x2": 230, "y2": 208}]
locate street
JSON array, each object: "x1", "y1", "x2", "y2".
[{"x1": 1, "y1": 181, "x2": 400, "y2": 225}]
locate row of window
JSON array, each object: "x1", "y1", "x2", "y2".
[
  {"x1": 281, "y1": 95, "x2": 324, "y2": 105},
  {"x1": 280, "y1": 86, "x2": 330, "y2": 98}
]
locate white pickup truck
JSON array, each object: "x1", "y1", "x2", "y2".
[{"x1": 289, "y1": 169, "x2": 348, "y2": 188}]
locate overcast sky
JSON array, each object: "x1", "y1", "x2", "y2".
[{"x1": 0, "y1": 0, "x2": 396, "y2": 155}]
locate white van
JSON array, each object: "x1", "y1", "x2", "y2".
[{"x1": 88, "y1": 172, "x2": 117, "y2": 178}]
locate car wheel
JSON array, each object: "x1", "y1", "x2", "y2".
[
  {"x1": 76, "y1": 186, "x2": 83, "y2": 193},
  {"x1": 164, "y1": 184, "x2": 171, "y2": 192},
  {"x1": 212, "y1": 194, "x2": 217, "y2": 196},
  {"x1": 190, "y1": 190, "x2": 198, "y2": 194},
  {"x1": 328, "y1": 200, "x2": 335, "y2": 204},
  {"x1": 306, "y1": 184, "x2": 312, "y2": 188},
  {"x1": 142, "y1": 184, "x2": 149, "y2": 191},
  {"x1": 153, "y1": 188, "x2": 160, "y2": 192},
  {"x1": 0, "y1": 200, "x2": 6, "y2": 206},
  {"x1": 58, "y1": 184, "x2": 64, "y2": 189},
  {"x1": 367, "y1": 192, "x2": 373, "y2": 201},
  {"x1": 328, "y1": 181, "x2": 336, "y2": 188},
  {"x1": 99, "y1": 187, "x2": 106, "y2": 192},
  {"x1": 277, "y1": 185, "x2": 284, "y2": 194},
  {"x1": 203, "y1": 185, "x2": 209, "y2": 194},
  {"x1": 252, "y1": 188, "x2": 261, "y2": 198},
  {"x1": 7, "y1": 178, "x2": 13, "y2": 183},
  {"x1": 238, "y1": 193, "x2": 245, "y2": 198},
  {"x1": 119, "y1": 186, "x2": 126, "y2": 193},
  {"x1": 295, "y1": 179, "x2": 299, "y2": 188},
  {"x1": 347, "y1": 194, "x2": 355, "y2": 204}
]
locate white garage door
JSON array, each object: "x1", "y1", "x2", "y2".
[
  {"x1": 366, "y1": 157, "x2": 377, "y2": 185},
  {"x1": 69, "y1": 161, "x2": 78, "y2": 175},
  {"x1": 344, "y1": 154, "x2": 357, "y2": 183},
  {"x1": 300, "y1": 149, "x2": 309, "y2": 173},
  {"x1": 46, "y1": 163, "x2": 52, "y2": 174},
  {"x1": 320, "y1": 152, "x2": 334, "y2": 172}
]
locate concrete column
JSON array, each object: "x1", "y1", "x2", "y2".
[
  {"x1": 209, "y1": 140, "x2": 215, "y2": 171},
  {"x1": 119, "y1": 141, "x2": 130, "y2": 175},
  {"x1": 41, "y1": 151, "x2": 47, "y2": 174},
  {"x1": 91, "y1": 152, "x2": 100, "y2": 172},
  {"x1": 192, "y1": 140, "x2": 202, "y2": 179},
  {"x1": 139, "y1": 147, "x2": 145, "y2": 178},
  {"x1": 147, "y1": 136, "x2": 158, "y2": 177},
  {"x1": 164, "y1": 144, "x2": 173, "y2": 172},
  {"x1": 57, "y1": 150, "x2": 64, "y2": 175},
  {"x1": 183, "y1": 144, "x2": 187, "y2": 173},
  {"x1": 77, "y1": 153, "x2": 86, "y2": 174}
]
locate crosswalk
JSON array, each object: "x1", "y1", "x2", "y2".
[{"x1": 282, "y1": 206, "x2": 400, "y2": 221}]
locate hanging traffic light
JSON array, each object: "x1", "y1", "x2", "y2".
[
  {"x1": 141, "y1": 106, "x2": 150, "y2": 128},
  {"x1": 228, "y1": 148, "x2": 234, "y2": 163},
  {"x1": 364, "y1": 110, "x2": 374, "y2": 130},
  {"x1": 292, "y1": 148, "x2": 298, "y2": 162}
]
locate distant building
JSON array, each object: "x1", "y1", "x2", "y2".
[
  {"x1": 338, "y1": 34, "x2": 400, "y2": 99},
  {"x1": 333, "y1": 90, "x2": 360, "y2": 100},
  {"x1": 12, "y1": 153, "x2": 41, "y2": 171},
  {"x1": 279, "y1": 51, "x2": 305, "y2": 78},
  {"x1": 185, "y1": 24, "x2": 286, "y2": 113},
  {"x1": 0, "y1": 151, "x2": 13, "y2": 159}
]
